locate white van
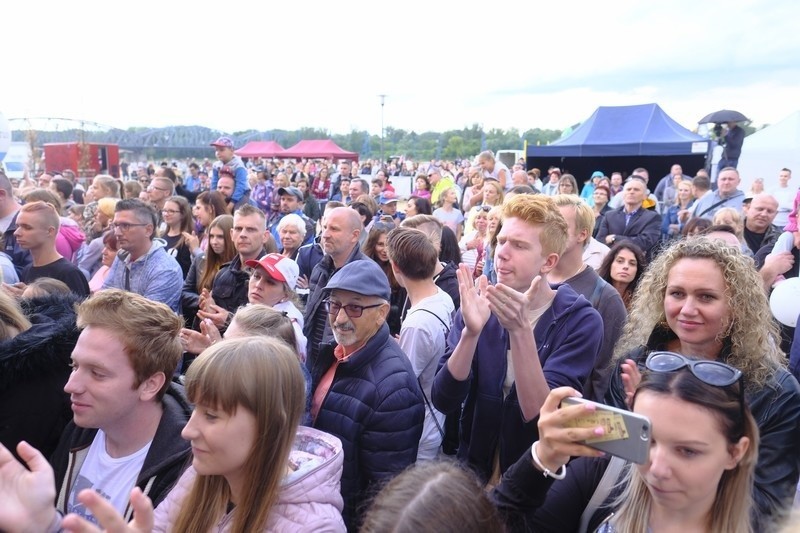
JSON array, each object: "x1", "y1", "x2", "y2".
[{"x1": 495, "y1": 149, "x2": 524, "y2": 169}]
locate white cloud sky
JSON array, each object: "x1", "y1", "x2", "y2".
[{"x1": 4, "y1": 0, "x2": 799, "y2": 135}]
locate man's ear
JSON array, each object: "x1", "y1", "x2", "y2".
[
  {"x1": 138, "y1": 372, "x2": 166, "y2": 402},
  {"x1": 540, "y1": 252, "x2": 560, "y2": 274}
]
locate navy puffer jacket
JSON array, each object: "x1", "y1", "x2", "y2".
[{"x1": 307, "y1": 322, "x2": 424, "y2": 530}]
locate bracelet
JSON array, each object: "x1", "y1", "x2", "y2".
[{"x1": 530, "y1": 441, "x2": 567, "y2": 480}]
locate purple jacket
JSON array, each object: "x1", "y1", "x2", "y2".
[{"x1": 431, "y1": 283, "x2": 603, "y2": 481}]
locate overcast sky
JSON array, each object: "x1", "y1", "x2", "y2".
[{"x1": 4, "y1": 0, "x2": 799, "y2": 136}]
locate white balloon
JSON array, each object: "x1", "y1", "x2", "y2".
[{"x1": 769, "y1": 277, "x2": 800, "y2": 327}]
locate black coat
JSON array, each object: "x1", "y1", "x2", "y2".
[
  {"x1": 0, "y1": 293, "x2": 82, "y2": 459},
  {"x1": 595, "y1": 206, "x2": 662, "y2": 254},
  {"x1": 210, "y1": 254, "x2": 252, "y2": 314}
]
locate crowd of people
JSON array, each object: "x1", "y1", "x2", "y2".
[{"x1": 0, "y1": 139, "x2": 799, "y2": 532}]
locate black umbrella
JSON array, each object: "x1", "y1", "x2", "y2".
[{"x1": 698, "y1": 109, "x2": 749, "y2": 124}]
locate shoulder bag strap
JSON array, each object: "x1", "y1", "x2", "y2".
[
  {"x1": 697, "y1": 191, "x2": 744, "y2": 218},
  {"x1": 407, "y1": 308, "x2": 450, "y2": 439},
  {"x1": 578, "y1": 456, "x2": 627, "y2": 533}
]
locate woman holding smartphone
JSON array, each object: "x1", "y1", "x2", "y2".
[{"x1": 493, "y1": 355, "x2": 758, "y2": 533}]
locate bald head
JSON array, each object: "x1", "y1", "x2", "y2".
[
  {"x1": 328, "y1": 206, "x2": 362, "y2": 232},
  {"x1": 511, "y1": 170, "x2": 528, "y2": 187},
  {"x1": 322, "y1": 207, "x2": 363, "y2": 266},
  {"x1": 746, "y1": 193, "x2": 779, "y2": 233}
]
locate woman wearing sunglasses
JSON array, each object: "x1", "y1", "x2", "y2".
[
  {"x1": 492, "y1": 353, "x2": 758, "y2": 533},
  {"x1": 602, "y1": 237, "x2": 800, "y2": 529}
]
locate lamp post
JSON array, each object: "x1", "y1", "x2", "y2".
[{"x1": 378, "y1": 94, "x2": 386, "y2": 164}]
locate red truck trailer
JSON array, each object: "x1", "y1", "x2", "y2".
[{"x1": 43, "y1": 142, "x2": 120, "y2": 179}]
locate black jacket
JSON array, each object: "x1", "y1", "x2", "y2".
[
  {"x1": 51, "y1": 382, "x2": 192, "y2": 518},
  {"x1": 604, "y1": 325, "x2": 800, "y2": 530},
  {"x1": 596, "y1": 206, "x2": 662, "y2": 255},
  {"x1": 210, "y1": 253, "x2": 252, "y2": 314},
  {"x1": 491, "y1": 450, "x2": 616, "y2": 532},
  {"x1": 0, "y1": 294, "x2": 82, "y2": 459},
  {"x1": 308, "y1": 323, "x2": 424, "y2": 530}
]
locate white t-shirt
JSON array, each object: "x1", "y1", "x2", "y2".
[
  {"x1": 67, "y1": 430, "x2": 152, "y2": 525},
  {"x1": 770, "y1": 186, "x2": 796, "y2": 228},
  {"x1": 400, "y1": 289, "x2": 454, "y2": 461},
  {"x1": 484, "y1": 161, "x2": 512, "y2": 191},
  {"x1": 433, "y1": 207, "x2": 465, "y2": 235}
]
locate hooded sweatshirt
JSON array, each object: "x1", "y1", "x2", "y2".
[
  {"x1": 52, "y1": 382, "x2": 193, "y2": 518},
  {"x1": 432, "y1": 283, "x2": 603, "y2": 481},
  {"x1": 102, "y1": 239, "x2": 183, "y2": 313},
  {"x1": 152, "y1": 426, "x2": 345, "y2": 532},
  {"x1": 57, "y1": 217, "x2": 86, "y2": 262}
]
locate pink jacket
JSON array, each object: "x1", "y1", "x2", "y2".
[
  {"x1": 57, "y1": 218, "x2": 85, "y2": 262},
  {"x1": 153, "y1": 426, "x2": 345, "y2": 532}
]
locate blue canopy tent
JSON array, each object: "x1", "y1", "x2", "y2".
[{"x1": 527, "y1": 104, "x2": 710, "y2": 189}]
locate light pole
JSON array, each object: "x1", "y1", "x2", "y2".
[{"x1": 378, "y1": 94, "x2": 386, "y2": 164}]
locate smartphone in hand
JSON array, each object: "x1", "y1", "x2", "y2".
[{"x1": 560, "y1": 397, "x2": 651, "y2": 464}]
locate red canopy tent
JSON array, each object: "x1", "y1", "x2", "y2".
[
  {"x1": 279, "y1": 139, "x2": 358, "y2": 161},
  {"x1": 234, "y1": 141, "x2": 285, "y2": 158}
]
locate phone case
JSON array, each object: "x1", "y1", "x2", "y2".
[{"x1": 560, "y1": 397, "x2": 651, "y2": 464}]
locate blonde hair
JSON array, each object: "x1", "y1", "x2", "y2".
[
  {"x1": 174, "y1": 337, "x2": 305, "y2": 533},
  {"x1": 713, "y1": 207, "x2": 744, "y2": 241},
  {"x1": 0, "y1": 290, "x2": 31, "y2": 340},
  {"x1": 551, "y1": 194, "x2": 595, "y2": 239},
  {"x1": 20, "y1": 201, "x2": 60, "y2": 232},
  {"x1": 614, "y1": 237, "x2": 782, "y2": 389},
  {"x1": 502, "y1": 194, "x2": 568, "y2": 257},
  {"x1": 611, "y1": 369, "x2": 758, "y2": 533}
]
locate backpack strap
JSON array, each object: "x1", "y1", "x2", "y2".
[
  {"x1": 589, "y1": 275, "x2": 609, "y2": 309},
  {"x1": 578, "y1": 456, "x2": 626, "y2": 533}
]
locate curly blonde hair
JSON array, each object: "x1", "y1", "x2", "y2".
[{"x1": 614, "y1": 237, "x2": 782, "y2": 390}]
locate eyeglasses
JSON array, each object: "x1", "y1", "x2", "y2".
[
  {"x1": 645, "y1": 351, "x2": 745, "y2": 418},
  {"x1": 110, "y1": 222, "x2": 149, "y2": 232},
  {"x1": 161, "y1": 209, "x2": 180, "y2": 214},
  {"x1": 324, "y1": 299, "x2": 383, "y2": 318},
  {"x1": 474, "y1": 205, "x2": 492, "y2": 212},
  {"x1": 147, "y1": 186, "x2": 169, "y2": 192}
]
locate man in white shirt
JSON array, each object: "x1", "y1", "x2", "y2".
[
  {"x1": 769, "y1": 168, "x2": 795, "y2": 228},
  {"x1": 0, "y1": 290, "x2": 191, "y2": 531},
  {"x1": 389, "y1": 227, "x2": 454, "y2": 460}
]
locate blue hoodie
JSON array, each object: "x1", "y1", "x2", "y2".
[
  {"x1": 431, "y1": 283, "x2": 603, "y2": 482},
  {"x1": 102, "y1": 239, "x2": 183, "y2": 313}
]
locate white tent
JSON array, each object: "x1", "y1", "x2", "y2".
[{"x1": 738, "y1": 111, "x2": 800, "y2": 191}]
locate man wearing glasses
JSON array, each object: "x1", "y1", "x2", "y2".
[
  {"x1": 145, "y1": 177, "x2": 174, "y2": 231},
  {"x1": 101, "y1": 199, "x2": 183, "y2": 313},
  {"x1": 308, "y1": 259, "x2": 424, "y2": 530}
]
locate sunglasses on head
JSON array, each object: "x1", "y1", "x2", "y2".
[
  {"x1": 474, "y1": 205, "x2": 491, "y2": 212},
  {"x1": 645, "y1": 351, "x2": 745, "y2": 417}
]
